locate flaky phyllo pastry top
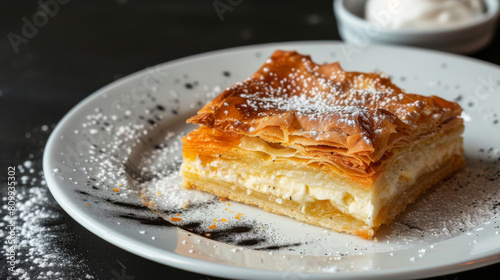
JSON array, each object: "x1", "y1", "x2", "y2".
[{"x1": 187, "y1": 50, "x2": 462, "y2": 184}]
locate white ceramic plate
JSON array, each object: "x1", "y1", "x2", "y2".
[{"x1": 44, "y1": 41, "x2": 500, "y2": 279}]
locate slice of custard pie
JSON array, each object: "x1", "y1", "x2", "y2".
[{"x1": 180, "y1": 50, "x2": 464, "y2": 239}]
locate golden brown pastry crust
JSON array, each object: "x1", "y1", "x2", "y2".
[
  {"x1": 187, "y1": 50, "x2": 462, "y2": 185},
  {"x1": 181, "y1": 50, "x2": 465, "y2": 239}
]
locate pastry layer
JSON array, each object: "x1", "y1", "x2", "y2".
[{"x1": 187, "y1": 50, "x2": 463, "y2": 179}]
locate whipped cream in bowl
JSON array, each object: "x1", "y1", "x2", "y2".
[
  {"x1": 333, "y1": 0, "x2": 499, "y2": 54},
  {"x1": 365, "y1": 0, "x2": 485, "y2": 30}
]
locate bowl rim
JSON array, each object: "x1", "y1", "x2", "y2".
[{"x1": 334, "y1": 0, "x2": 500, "y2": 35}]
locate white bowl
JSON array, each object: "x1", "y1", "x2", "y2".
[{"x1": 333, "y1": 0, "x2": 500, "y2": 54}]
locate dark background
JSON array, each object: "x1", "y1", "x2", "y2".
[{"x1": 1, "y1": 0, "x2": 499, "y2": 279}]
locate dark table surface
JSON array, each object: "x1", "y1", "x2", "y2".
[{"x1": 1, "y1": 0, "x2": 499, "y2": 279}]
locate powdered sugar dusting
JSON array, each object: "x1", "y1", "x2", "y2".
[
  {"x1": 226, "y1": 53, "x2": 426, "y2": 128},
  {"x1": 142, "y1": 171, "x2": 213, "y2": 209},
  {"x1": 2, "y1": 146, "x2": 95, "y2": 279},
  {"x1": 241, "y1": 90, "x2": 374, "y2": 123}
]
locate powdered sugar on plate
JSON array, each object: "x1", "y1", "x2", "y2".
[{"x1": 39, "y1": 44, "x2": 500, "y2": 276}]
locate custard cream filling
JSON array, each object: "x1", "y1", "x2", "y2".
[{"x1": 183, "y1": 132, "x2": 463, "y2": 226}]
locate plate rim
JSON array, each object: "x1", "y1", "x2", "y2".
[{"x1": 43, "y1": 40, "x2": 500, "y2": 279}]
